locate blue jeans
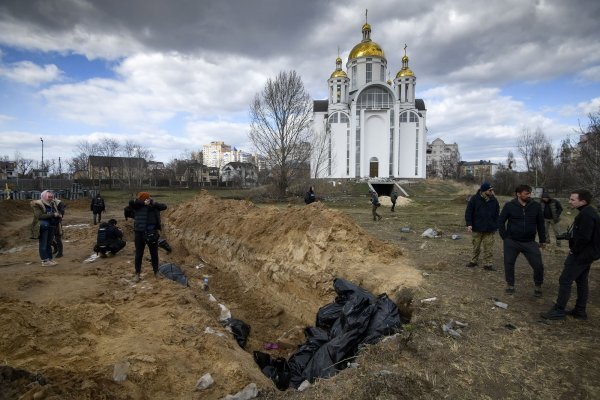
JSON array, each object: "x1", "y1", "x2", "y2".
[{"x1": 39, "y1": 225, "x2": 55, "y2": 261}]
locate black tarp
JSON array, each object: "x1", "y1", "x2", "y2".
[
  {"x1": 157, "y1": 263, "x2": 189, "y2": 286},
  {"x1": 255, "y1": 278, "x2": 405, "y2": 390}
]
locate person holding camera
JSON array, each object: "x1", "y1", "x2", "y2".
[
  {"x1": 541, "y1": 189, "x2": 600, "y2": 320},
  {"x1": 129, "y1": 192, "x2": 167, "y2": 282}
]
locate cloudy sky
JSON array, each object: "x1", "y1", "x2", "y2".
[{"x1": 1, "y1": 0, "x2": 599, "y2": 171}]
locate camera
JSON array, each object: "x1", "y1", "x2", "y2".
[{"x1": 556, "y1": 232, "x2": 570, "y2": 241}]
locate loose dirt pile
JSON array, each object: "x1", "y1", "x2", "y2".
[{"x1": 0, "y1": 193, "x2": 421, "y2": 399}]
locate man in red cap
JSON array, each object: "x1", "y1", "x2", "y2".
[{"x1": 129, "y1": 192, "x2": 167, "y2": 282}]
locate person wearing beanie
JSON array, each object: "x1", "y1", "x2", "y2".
[
  {"x1": 128, "y1": 192, "x2": 167, "y2": 282},
  {"x1": 499, "y1": 184, "x2": 547, "y2": 297},
  {"x1": 90, "y1": 193, "x2": 105, "y2": 225},
  {"x1": 31, "y1": 190, "x2": 62, "y2": 266},
  {"x1": 465, "y1": 182, "x2": 499, "y2": 270},
  {"x1": 540, "y1": 192, "x2": 564, "y2": 246}
]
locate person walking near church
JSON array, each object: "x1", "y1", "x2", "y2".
[
  {"x1": 91, "y1": 193, "x2": 105, "y2": 225},
  {"x1": 540, "y1": 192, "x2": 564, "y2": 246},
  {"x1": 390, "y1": 190, "x2": 398, "y2": 212},
  {"x1": 465, "y1": 182, "x2": 499, "y2": 270},
  {"x1": 370, "y1": 190, "x2": 382, "y2": 221}
]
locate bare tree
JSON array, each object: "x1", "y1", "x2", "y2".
[
  {"x1": 249, "y1": 70, "x2": 313, "y2": 197},
  {"x1": 310, "y1": 127, "x2": 332, "y2": 179},
  {"x1": 572, "y1": 110, "x2": 600, "y2": 197},
  {"x1": 516, "y1": 127, "x2": 553, "y2": 186},
  {"x1": 69, "y1": 140, "x2": 100, "y2": 177},
  {"x1": 122, "y1": 140, "x2": 153, "y2": 188},
  {"x1": 97, "y1": 138, "x2": 120, "y2": 189},
  {"x1": 440, "y1": 153, "x2": 460, "y2": 180},
  {"x1": 14, "y1": 151, "x2": 34, "y2": 177}
]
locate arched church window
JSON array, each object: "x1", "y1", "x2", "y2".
[
  {"x1": 366, "y1": 60, "x2": 372, "y2": 83},
  {"x1": 356, "y1": 87, "x2": 393, "y2": 109},
  {"x1": 410, "y1": 113, "x2": 418, "y2": 122}
]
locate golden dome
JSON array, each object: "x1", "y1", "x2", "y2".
[
  {"x1": 330, "y1": 69, "x2": 348, "y2": 78},
  {"x1": 396, "y1": 68, "x2": 414, "y2": 78},
  {"x1": 349, "y1": 41, "x2": 385, "y2": 59},
  {"x1": 362, "y1": 22, "x2": 371, "y2": 31},
  {"x1": 336, "y1": 56, "x2": 342, "y2": 63},
  {"x1": 402, "y1": 55, "x2": 409, "y2": 62}
]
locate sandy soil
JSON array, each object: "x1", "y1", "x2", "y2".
[{"x1": 0, "y1": 192, "x2": 421, "y2": 399}]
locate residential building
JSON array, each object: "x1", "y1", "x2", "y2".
[
  {"x1": 459, "y1": 160, "x2": 498, "y2": 181},
  {"x1": 0, "y1": 161, "x2": 17, "y2": 179},
  {"x1": 426, "y1": 138, "x2": 461, "y2": 179},
  {"x1": 203, "y1": 141, "x2": 231, "y2": 168},
  {"x1": 312, "y1": 17, "x2": 427, "y2": 179},
  {"x1": 220, "y1": 162, "x2": 258, "y2": 187}
]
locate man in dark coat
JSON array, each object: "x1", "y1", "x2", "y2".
[
  {"x1": 498, "y1": 184, "x2": 547, "y2": 297},
  {"x1": 541, "y1": 189, "x2": 600, "y2": 320},
  {"x1": 304, "y1": 186, "x2": 316, "y2": 204},
  {"x1": 94, "y1": 219, "x2": 126, "y2": 257},
  {"x1": 90, "y1": 193, "x2": 105, "y2": 225},
  {"x1": 129, "y1": 192, "x2": 167, "y2": 282},
  {"x1": 540, "y1": 192, "x2": 564, "y2": 246},
  {"x1": 390, "y1": 190, "x2": 399, "y2": 212},
  {"x1": 465, "y1": 182, "x2": 500, "y2": 270}
]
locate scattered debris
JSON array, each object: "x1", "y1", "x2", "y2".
[
  {"x1": 494, "y1": 301, "x2": 508, "y2": 309},
  {"x1": 208, "y1": 294, "x2": 217, "y2": 302},
  {"x1": 204, "y1": 327, "x2": 226, "y2": 337},
  {"x1": 218, "y1": 304, "x2": 231, "y2": 321},
  {"x1": 297, "y1": 380, "x2": 311, "y2": 392},
  {"x1": 422, "y1": 272, "x2": 430, "y2": 277},
  {"x1": 442, "y1": 320, "x2": 467, "y2": 338},
  {"x1": 83, "y1": 253, "x2": 99, "y2": 263},
  {"x1": 451, "y1": 234, "x2": 461, "y2": 240},
  {"x1": 224, "y1": 382, "x2": 258, "y2": 400},
  {"x1": 263, "y1": 342, "x2": 279, "y2": 350},
  {"x1": 400, "y1": 227, "x2": 411, "y2": 233},
  {"x1": 112, "y1": 361, "x2": 130, "y2": 382},
  {"x1": 195, "y1": 373, "x2": 214, "y2": 391},
  {"x1": 421, "y1": 228, "x2": 439, "y2": 238},
  {"x1": 504, "y1": 323, "x2": 517, "y2": 330},
  {"x1": 491, "y1": 298, "x2": 508, "y2": 309},
  {"x1": 421, "y1": 297, "x2": 437, "y2": 303},
  {"x1": 347, "y1": 362, "x2": 359, "y2": 368}
]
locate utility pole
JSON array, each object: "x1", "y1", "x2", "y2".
[{"x1": 40, "y1": 137, "x2": 44, "y2": 174}]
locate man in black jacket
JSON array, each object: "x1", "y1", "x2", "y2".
[
  {"x1": 94, "y1": 219, "x2": 126, "y2": 257},
  {"x1": 90, "y1": 193, "x2": 105, "y2": 225},
  {"x1": 540, "y1": 192, "x2": 564, "y2": 246},
  {"x1": 465, "y1": 182, "x2": 499, "y2": 270},
  {"x1": 498, "y1": 184, "x2": 547, "y2": 297},
  {"x1": 541, "y1": 189, "x2": 600, "y2": 320},
  {"x1": 129, "y1": 192, "x2": 167, "y2": 282}
]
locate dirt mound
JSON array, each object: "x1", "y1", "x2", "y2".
[
  {"x1": 165, "y1": 191, "x2": 422, "y2": 322},
  {"x1": 0, "y1": 200, "x2": 32, "y2": 225}
]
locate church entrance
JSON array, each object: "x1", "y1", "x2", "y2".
[{"x1": 369, "y1": 157, "x2": 379, "y2": 177}]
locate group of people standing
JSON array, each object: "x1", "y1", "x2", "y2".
[
  {"x1": 32, "y1": 191, "x2": 169, "y2": 283},
  {"x1": 465, "y1": 182, "x2": 600, "y2": 320}
]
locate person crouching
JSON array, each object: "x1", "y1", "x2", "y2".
[{"x1": 94, "y1": 219, "x2": 126, "y2": 257}]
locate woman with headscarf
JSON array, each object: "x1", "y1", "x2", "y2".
[
  {"x1": 129, "y1": 192, "x2": 167, "y2": 282},
  {"x1": 31, "y1": 190, "x2": 62, "y2": 266}
]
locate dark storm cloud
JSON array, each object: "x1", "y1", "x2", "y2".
[{"x1": 0, "y1": 0, "x2": 328, "y2": 57}]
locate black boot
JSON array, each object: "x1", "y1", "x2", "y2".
[{"x1": 540, "y1": 307, "x2": 566, "y2": 320}]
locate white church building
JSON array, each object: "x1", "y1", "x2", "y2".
[{"x1": 312, "y1": 20, "x2": 427, "y2": 179}]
